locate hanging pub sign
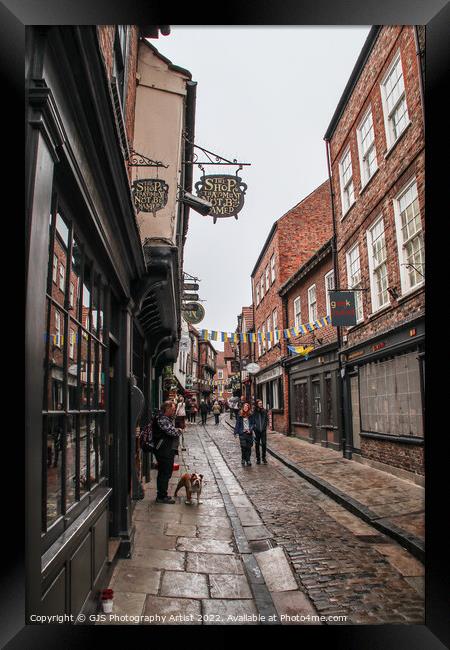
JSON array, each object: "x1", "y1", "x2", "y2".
[
  {"x1": 195, "y1": 174, "x2": 247, "y2": 223},
  {"x1": 182, "y1": 302, "x2": 205, "y2": 325},
  {"x1": 329, "y1": 291, "x2": 357, "y2": 327},
  {"x1": 132, "y1": 179, "x2": 169, "y2": 215}
]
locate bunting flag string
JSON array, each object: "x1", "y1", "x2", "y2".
[{"x1": 198, "y1": 315, "x2": 331, "y2": 342}]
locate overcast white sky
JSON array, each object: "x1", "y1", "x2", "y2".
[{"x1": 153, "y1": 26, "x2": 371, "y2": 350}]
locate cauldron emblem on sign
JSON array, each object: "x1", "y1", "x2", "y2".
[
  {"x1": 132, "y1": 179, "x2": 169, "y2": 216},
  {"x1": 195, "y1": 174, "x2": 247, "y2": 223}
]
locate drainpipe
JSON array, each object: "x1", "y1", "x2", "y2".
[{"x1": 325, "y1": 138, "x2": 350, "y2": 459}]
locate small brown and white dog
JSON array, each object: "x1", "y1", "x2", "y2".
[{"x1": 174, "y1": 472, "x2": 204, "y2": 505}]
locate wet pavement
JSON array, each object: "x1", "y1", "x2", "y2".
[{"x1": 100, "y1": 415, "x2": 424, "y2": 625}]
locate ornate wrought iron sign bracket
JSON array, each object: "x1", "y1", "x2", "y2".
[{"x1": 128, "y1": 149, "x2": 169, "y2": 168}]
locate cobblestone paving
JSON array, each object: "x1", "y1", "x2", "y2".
[{"x1": 205, "y1": 418, "x2": 424, "y2": 624}]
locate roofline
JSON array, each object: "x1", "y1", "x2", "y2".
[
  {"x1": 141, "y1": 38, "x2": 193, "y2": 80},
  {"x1": 279, "y1": 238, "x2": 333, "y2": 296},
  {"x1": 324, "y1": 26, "x2": 382, "y2": 142}
]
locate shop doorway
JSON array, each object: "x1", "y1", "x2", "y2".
[{"x1": 312, "y1": 378, "x2": 321, "y2": 443}]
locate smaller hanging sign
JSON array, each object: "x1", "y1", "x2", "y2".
[
  {"x1": 329, "y1": 291, "x2": 357, "y2": 327},
  {"x1": 195, "y1": 174, "x2": 247, "y2": 223},
  {"x1": 182, "y1": 302, "x2": 205, "y2": 325},
  {"x1": 132, "y1": 179, "x2": 169, "y2": 214}
]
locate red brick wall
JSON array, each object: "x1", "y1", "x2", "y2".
[
  {"x1": 329, "y1": 26, "x2": 425, "y2": 351},
  {"x1": 284, "y1": 250, "x2": 337, "y2": 350},
  {"x1": 97, "y1": 26, "x2": 139, "y2": 183},
  {"x1": 361, "y1": 438, "x2": 424, "y2": 475}
]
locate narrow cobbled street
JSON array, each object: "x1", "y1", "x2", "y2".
[{"x1": 104, "y1": 415, "x2": 424, "y2": 625}]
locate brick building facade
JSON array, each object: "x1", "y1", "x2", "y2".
[
  {"x1": 251, "y1": 181, "x2": 333, "y2": 433},
  {"x1": 325, "y1": 26, "x2": 425, "y2": 477}
]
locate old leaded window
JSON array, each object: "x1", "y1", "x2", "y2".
[{"x1": 293, "y1": 380, "x2": 309, "y2": 423}]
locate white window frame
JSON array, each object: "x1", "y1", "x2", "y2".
[
  {"x1": 70, "y1": 282, "x2": 75, "y2": 308},
  {"x1": 69, "y1": 328, "x2": 75, "y2": 359},
  {"x1": 272, "y1": 309, "x2": 278, "y2": 343},
  {"x1": 346, "y1": 244, "x2": 364, "y2": 324},
  {"x1": 53, "y1": 254, "x2": 58, "y2": 283},
  {"x1": 366, "y1": 216, "x2": 390, "y2": 313},
  {"x1": 55, "y1": 311, "x2": 61, "y2": 348},
  {"x1": 265, "y1": 265, "x2": 270, "y2": 293},
  {"x1": 218, "y1": 369, "x2": 223, "y2": 379},
  {"x1": 266, "y1": 317, "x2": 272, "y2": 350},
  {"x1": 260, "y1": 275, "x2": 265, "y2": 299},
  {"x1": 270, "y1": 254, "x2": 276, "y2": 283},
  {"x1": 339, "y1": 146, "x2": 355, "y2": 217},
  {"x1": 324, "y1": 270, "x2": 335, "y2": 316},
  {"x1": 308, "y1": 284, "x2": 317, "y2": 322},
  {"x1": 261, "y1": 323, "x2": 266, "y2": 354},
  {"x1": 393, "y1": 178, "x2": 425, "y2": 295},
  {"x1": 59, "y1": 263, "x2": 65, "y2": 292},
  {"x1": 380, "y1": 51, "x2": 410, "y2": 150},
  {"x1": 356, "y1": 107, "x2": 378, "y2": 188},
  {"x1": 293, "y1": 297, "x2": 301, "y2": 329},
  {"x1": 256, "y1": 282, "x2": 260, "y2": 306}
]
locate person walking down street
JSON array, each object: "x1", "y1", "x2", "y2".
[
  {"x1": 191, "y1": 400, "x2": 198, "y2": 423},
  {"x1": 175, "y1": 396, "x2": 187, "y2": 450},
  {"x1": 234, "y1": 402, "x2": 255, "y2": 466},
  {"x1": 212, "y1": 400, "x2": 221, "y2": 425},
  {"x1": 152, "y1": 401, "x2": 182, "y2": 503},
  {"x1": 185, "y1": 398, "x2": 192, "y2": 425},
  {"x1": 207, "y1": 399, "x2": 212, "y2": 415},
  {"x1": 253, "y1": 399, "x2": 268, "y2": 464},
  {"x1": 200, "y1": 399, "x2": 208, "y2": 426}
]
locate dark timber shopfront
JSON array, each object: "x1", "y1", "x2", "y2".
[{"x1": 25, "y1": 26, "x2": 189, "y2": 619}]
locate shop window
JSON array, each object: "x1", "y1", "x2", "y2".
[
  {"x1": 293, "y1": 380, "x2": 309, "y2": 423},
  {"x1": 359, "y1": 352, "x2": 423, "y2": 437},
  {"x1": 43, "y1": 196, "x2": 107, "y2": 534}
]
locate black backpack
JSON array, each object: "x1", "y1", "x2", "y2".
[{"x1": 139, "y1": 416, "x2": 162, "y2": 453}]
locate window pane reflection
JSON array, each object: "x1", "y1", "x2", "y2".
[
  {"x1": 46, "y1": 415, "x2": 63, "y2": 526},
  {"x1": 71, "y1": 238, "x2": 82, "y2": 319},
  {"x1": 80, "y1": 415, "x2": 89, "y2": 496},
  {"x1": 66, "y1": 415, "x2": 77, "y2": 508}
]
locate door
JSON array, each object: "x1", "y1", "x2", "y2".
[
  {"x1": 350, "y1": 374, "x2": 361, "y2": 450},
  {"x1": 312, "y1": 378, "x2": 321, "y2": 443},
  {"x1": 107, "y1": 339, "x2": 118, "y2": 535}
]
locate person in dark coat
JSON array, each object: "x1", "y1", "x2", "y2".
[
  {"x1": 152, "y1": 401, "x2": 182, "y2": 503},
  {"x1": 253, "y1": 399, "x2": 269, "y2": 464},
  {"x1": 233, "y1": 402, "x2": 255, "y2": 466},
  {"x1": 200, "y1": 399, "x2": 208, "y2": 426}
]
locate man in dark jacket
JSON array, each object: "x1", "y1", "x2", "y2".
[
  {"x1": 253, "y1": 399, "x2": 269, "y2": 464},
  {"x1": 153, "y1": 401, "x2": 182, "y2": 503}
]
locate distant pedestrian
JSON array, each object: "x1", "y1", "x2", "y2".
[
  {"x1": 175, "y1": 396, "x2": 187, "y2": 450},
  {"x1": 185, "y1": 398, "x2": 192, "y2": 424},
  {"x1": 207, "y1": 400, "x2": 212, "y2": 414},
  {"x1": 212, "y1": 400, "x2": 221, "y2": 425},
  {"x1": 234, "y1": 402, "x2": 255, "y2": 466},
  {"x1": 191, "y1": 400, "x2": 198, "y2": 423},
  {"x1": 152, "y1": 401, "x2": 182, "y2": 503},
  {"x1": 200, "y1": 399, "x2": 208, "y2": 426},
  {"x1": 253, "y1": 399, "x2": 268, "y2": 464}
]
